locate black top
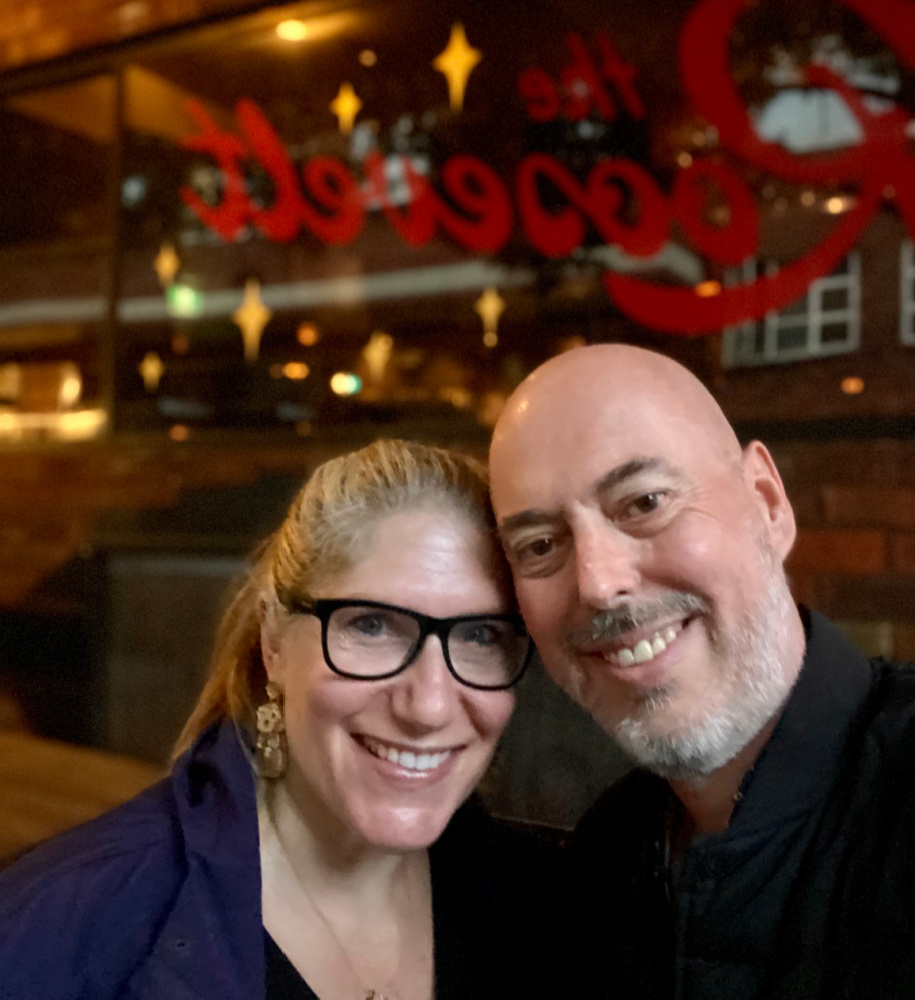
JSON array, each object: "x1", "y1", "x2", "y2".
[
  {"x1": 265, "y1": 930, "x2": 318, "y2": 1000},
  {"x1": 561, "y1": 608, "x2": 915, "y2": 1000},
  {"x1": 262, "y1": 799, "x2": 562, "y2": 1000}
]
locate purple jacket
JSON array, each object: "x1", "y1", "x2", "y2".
[{"x1": 0, "y1": 722, "x2": 558, "y2": 1000}]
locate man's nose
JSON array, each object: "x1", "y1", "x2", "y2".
[
  {"x1": 389, "y1": 637, "x2": 457, "y2": 732},
  {"x1": 573, "y1": 520, "x2": 641, "y2": 608}
]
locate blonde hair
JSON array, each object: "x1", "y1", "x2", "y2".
[{"x1": 173, "y1": 439, "x2": 499, "y2": 757}]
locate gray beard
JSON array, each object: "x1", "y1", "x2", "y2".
[{"x1": 568, "y1": 556, "x2": 798, "y2": 781}]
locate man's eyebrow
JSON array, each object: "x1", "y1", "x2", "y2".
[
  {"x1": 497, "y1": 508, "x2": 558, "y2": 535},
  {"x1": 594, "y1": 457, "x2": 683, "y2": 493},
  {"x1": 497, "y1": 458, "x2": 685, "y2": 535}
]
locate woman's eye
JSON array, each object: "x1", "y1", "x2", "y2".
[
  {"x1": 350, "y1": 613, "x2": 387, "y2": 636},
  {"x1": 461, "y1": 622, "x2": 504, "y2": 646}
]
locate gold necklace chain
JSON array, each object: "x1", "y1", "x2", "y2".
[
  {"x1": 296, "y1": 876, "x2": 396, "y2": 1000},
  {"x1": 262, "y1": 791, "x2": 403, "y2": 1000}
]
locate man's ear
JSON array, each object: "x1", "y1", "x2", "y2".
[{"x1": 741, "y1": 440, "x2": 796, "y2": 558}]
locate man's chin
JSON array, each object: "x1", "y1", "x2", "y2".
[{"x1": 610, "y1": 712, "x2": 752, "y2": 780}]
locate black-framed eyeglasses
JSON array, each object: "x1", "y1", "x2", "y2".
[{"x1": 283, "y1": 597, "x2": 534, "y2": 690}]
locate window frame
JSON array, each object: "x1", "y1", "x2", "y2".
[{"x1": 722, "y1": 251, "x2": 861, "y2": 368}]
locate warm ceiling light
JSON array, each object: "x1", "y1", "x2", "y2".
[
  {"x1": 282, "y1": 362, "x2": 310, "y2": 380},
  {"x1": 825, "y1": 195, "x2": 847, "y2": 214},
  {"x1": 841, "y1": 376, "x2": 865, "y2": 395},
  {"x1": 58, "y1": 365, "x2": 82, "y2": 409},
  {"x1": 169, "y1": 424, "x2": 190, "y2": 442},
  {"x1": 297, "y1": 322, "x2": 319, "y2": 346},
  {"x1": 359, "y1": 49, "x2": 377, "y2": 67},
  {"x1": 276, "y1": 19, "x2": 309, "y2": 41}
]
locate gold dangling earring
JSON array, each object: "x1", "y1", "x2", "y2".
[{"x1": 255, "y1": 681, "x2": 287, "y2": 779}]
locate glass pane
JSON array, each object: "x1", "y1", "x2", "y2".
[
  {"x1": 0, "y1": 75, "x2": 116, "y2": 440},
  {"x1": 821, "y1": 287, "x2": 848, "y2": 311},
  {"x1": 776, "y1": 325, "x2": 808, "y2": 351},
  {"x1": 112, "y1": 2, "x2": 651, "y2": 435},
  {"x1": 821, "y1": 321, "x2": 850, "y2": 344}
]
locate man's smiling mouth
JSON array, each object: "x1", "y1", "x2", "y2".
[{"x1": 602, "y1": 622, "x2": 683, "y2": 667}]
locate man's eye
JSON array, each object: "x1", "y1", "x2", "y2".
[
  {"x1": 625, "y1": 492, "x2": 665, "y2": 517},
  {"x1": 517, "y1": 537, "x2": 554, "y2": 560}
]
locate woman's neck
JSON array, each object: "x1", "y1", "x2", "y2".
[
  {"x1": 258, "y1": 779, "x2": 435, "y2": 1000},
  {"x1": 259, "y1": 777, "x2": 423, "y2": 898}
]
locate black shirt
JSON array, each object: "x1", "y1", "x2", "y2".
[
  {"x1": 265, "y1": 930, "x2": 318, "y2": 1000},
  {"x1": 564, "y1": 608, "x2": 885, "y2": 1000},
  {"x1": 262, "y1": 801, "x2": 562, "y2": 1000}
]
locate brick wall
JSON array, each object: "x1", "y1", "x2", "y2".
[
  {"x1": 775, "y1": 437, "x2": 915, "y2": 660},
  {"x1": 1, "y1": 433, "x2": 913, "y2": 654},
  {"x1": 0, "y1": 437, "x2": 322, "y2": 608}
]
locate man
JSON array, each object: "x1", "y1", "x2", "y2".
[{"x1": 489, "y1": 344, "x2": 915, "y2": 1000}]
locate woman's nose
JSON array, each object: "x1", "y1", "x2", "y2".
[{"x1": 389, "y1": 637, "x2": 458, "y2": 732}]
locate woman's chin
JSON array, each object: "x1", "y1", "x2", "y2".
[{"x1": 349, "y1": 803, "x2": 455, "y2": 853}]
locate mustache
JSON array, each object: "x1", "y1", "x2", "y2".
[{"x1": 565, "y1": 592, "x2": 709, "y2": 650}]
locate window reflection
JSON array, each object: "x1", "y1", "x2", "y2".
[{"x1": 0, "y1": 75, "x2": 115, "y2": 440}]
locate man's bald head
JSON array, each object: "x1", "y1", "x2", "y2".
[
  {"x1": 488, "y1": 344, "x2": 804, "y2": 781},
  {"x1": 491, "y1": 344, "x2": 741, "y2": 491}
]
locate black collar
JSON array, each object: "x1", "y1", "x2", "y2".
[{"x1": 726, "y1": 607, "x2": 873, "y2": 835}]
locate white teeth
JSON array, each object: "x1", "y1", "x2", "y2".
[
  {"x1": 633, "y1": 639, "x2": 654, "y2": 663},
  {"x1": 606, "y1": 622, "x2": 684, "y2": 668},
  {"x1": 362, "y1": 737, "x2": 451, "y2": 772}
]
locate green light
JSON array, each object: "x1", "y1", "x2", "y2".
[
  {"x1": 330, "y1": 372, "x2": 362, "y2": 396},
  {"x1": 166, "y1": 283, "x2": 204, "y2": 318}
]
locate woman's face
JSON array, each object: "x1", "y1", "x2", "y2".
[{"x1": 263, "y1": 506, "x2": 516, "y2": 853}]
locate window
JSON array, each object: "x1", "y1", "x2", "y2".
[
  {"x1": 0, "y1": 74, "x2": 116, "y2": 441},
  {"x1": 722, "y1": 252, "x2": 860, "y2": 368}
]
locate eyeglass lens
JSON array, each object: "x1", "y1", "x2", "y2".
[{"x1": 325, "y1": 604, "x2": 527, "y2": 687}]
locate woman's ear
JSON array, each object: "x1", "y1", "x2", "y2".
[
  {"x1": 259, "y1": 601, "x2": 286, "y2": 687},
  {"x1": 261, "y1": 629, "x2": 281, "y2": 685},
  {"x1": 741, "y1": 440, "x2": 797, "y2": 558}
]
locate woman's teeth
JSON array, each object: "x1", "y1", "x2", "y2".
[
  {"x1": 361, "y1": 736, "x2": 452, "y2": 772},
  {"x1": 607, "y1": 625, "x2": 680, "y2": 667}
]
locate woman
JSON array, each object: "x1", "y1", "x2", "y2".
[{"x1": 0, "y1": 440, "x2": 553, "y2": 1000}]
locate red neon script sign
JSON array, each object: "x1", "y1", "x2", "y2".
[
  {"x1": 177, "y1": 2, "x2": 915, "y2": 336},
  {"x1": 605, "y1": 0, "x2": 915, "y2": 332}
]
